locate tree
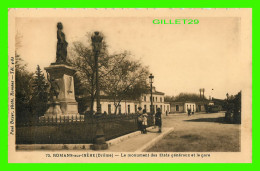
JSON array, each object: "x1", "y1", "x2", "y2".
[
  {"x1": 73, "y1": 73, "x2": 92, "y2": 114},
  {"x1": 15, "y1": 32, "x2": 33, "y2": 123},
  {"x1": 225, "y1": 91, "x2": 241, "y2": 124},
  {"x1": 174, "y1": 92, "x2": 207, "y2": 102},
  {"x1": 15, "y1": 31, "x2": 22, "y2": 52},
  {"x1": 69, "y1": 36, "x2": 112, "y2": 114},
  {"x1": 69, "y1": 33, "x2": 150, "y2": 115},
  {"x1": 165, "y1": 95, "x2": 175, "y2": 102},
  {"x1": 101, "y1": 56, "x2": 149, "y2": 114},
  {"x1": 69, "y1": 33, "x2": 130, "y2": 114},
  {"x1": 31, "y1": 65, "x2": 49, "y2": 119},
  {"x1": 15, "y1": 54, "x2": 34, "y2": 123}
]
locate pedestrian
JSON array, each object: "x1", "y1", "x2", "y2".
[
  {"x1": 155, "y1": 108, "x2": 162, "y2": 133},
  {"x1": 137, "y1": 107, "x2": 143, "y2": 132},
  {"x1": 152, "y1": 111, "x2": 156, "y2": 128},
  {"x1": 142, "y1": 109, "x2": 148, "y2": 134},
  {"x1": 188, "y1": 109, "x2": 191, "y2": 116}
]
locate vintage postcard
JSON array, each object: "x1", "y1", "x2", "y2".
[{"x1": 8, "y1": 8, "x2": 252, "y2": 163}]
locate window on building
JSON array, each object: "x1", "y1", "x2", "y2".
[
  {"x1": 128, "y1": 105, "x2": 130, "y2": 114},
  {"x1": 156, "y1": 97, "x2": 157, "y2": 102},
  {"x1": 135, "y1": 105, "x2": 137, "y2": 113},
  {"x1": 108, "y1": 104, "x2": 111, "y2": 114},
  {"x1": 160, "y1": 105, "x2": 162, "y2": 111},
  {"x1": 160, "y1": 97, "x2": 162, "y2": 102},
  {"x1": 167, "y1": 105, "x2": 169, "y2": 112},
  {"x1": 144, "y1": 105, "x2": 147, "y2": 111},
  {"x1": 153, "y1": 97, "x2": 154, "y2": 102},
  {"x1": 193, "y1": 105, "x2": 194, "y2": 112},
  {"x1": 176, "y1": 105, "x2": 179, "y2": 111},
  {"x1": 144, "y1": 96, "x2": 146, "y2": 102}
]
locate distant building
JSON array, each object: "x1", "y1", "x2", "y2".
[
  {"x1": 140, "y1": 87, "x2": 170, "y2": 114},
  {"x1": 196, "y1": 101, "x2": 207, "y2": 112},
  {"x1": 170, "y1": 101, "x2": 210, "y2": 113},
  {"x1": 89, "y1": 87, "x2": 170, "y2": 114},
  {"x1": 170, "y1": 102, "x2": 196, "y2": 113},
  {"x1": 93, "y1": 98, "x2": 139, "y2": 115}
]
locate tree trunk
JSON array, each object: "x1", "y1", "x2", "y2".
[
  {"x1": 90, "y1": 72, "x2": 95, "y2": 114},
  {"x1": 114, "y1": 106, "x2": 118, "y2": 115},
  {"x1": 90, "y1": 94, "x2": 94, "y2": 114},
  {"x1": 113, "y1": 99, "x2": 122, "y2": 115},
  {"x1": 113, "y1": 99, "x2": 118, "y2": 114}
]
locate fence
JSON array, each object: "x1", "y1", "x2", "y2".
[{"x1": 16, "y1": 114, "x2": 154, "y2": 144}]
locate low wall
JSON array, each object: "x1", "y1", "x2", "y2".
[{"x1": 16, "y1": 114, "x2": 154, "y2": 144}]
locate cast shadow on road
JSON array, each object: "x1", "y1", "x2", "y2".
[
  {"x1": 147, "y1": 127, "x2": 161, "y2": 133},
  {"x1": 183, "y1": 117, "x2": 238, "y2": 124}
]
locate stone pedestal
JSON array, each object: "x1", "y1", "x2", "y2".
[
  {"x1": 40, "y1": 64, "x2": 84, "y2": 122},
  {"x1": 45, "y1": 101, "x2": 63, "y2": 116}
]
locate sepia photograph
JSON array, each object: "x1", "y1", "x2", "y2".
[{"x1": 8, "y1": 8, "x2": 252, "y2": 163}]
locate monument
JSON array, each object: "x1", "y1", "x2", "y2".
[{"x1": 39, "y1": 22, "x2": 84, "y2": 122}]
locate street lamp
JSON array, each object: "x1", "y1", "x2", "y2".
[
  {"x1": 210, "y1": 88, "x2": 214, "y2": 101},
  {"x1": 91, "y1": 31, "x2": 103, "y2": 114},
  {"x1": 226, "y1": 93, "x2": 229, "y2": 112},
  {"x1": 149, "y1": 74, "x2": 154, "y2": 114},
  {"x1": 90, "y1": 31, "x2": 108, "y2": 150},
  {"x1": 226, "y1": 93, "x2": 229, "y2": 101}
]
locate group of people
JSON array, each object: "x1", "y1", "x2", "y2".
[
  {"x1": 137, "y1": 107, "x2": 162, "y2": 134},
  {"x1": 187, "y1": 109, "x2": 195, "y2": 116}
]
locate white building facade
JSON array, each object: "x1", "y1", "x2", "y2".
[
  {"x1": 93, "y1": 99, "x2": 140, "y2": 114},
  {"x1": 92, "y1": 87, "x2": 170, "y2": 114},
  {"x1": 170, "y1": 102, "x2": 196, "y2": 113},
  {"x1": 140, "y1": 87, "x2": 170, "y2": 114}
]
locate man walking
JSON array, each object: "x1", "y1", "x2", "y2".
[{"x1": 155, "y1": 108, "x2": 162, "y2": 133}]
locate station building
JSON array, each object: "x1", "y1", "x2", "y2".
[
  {"x1": 91, "y1": 87, "x2": 170, "y2": 114},
  {"x1": 170, "y1": 101, "x2": 208, "y2": 113}
]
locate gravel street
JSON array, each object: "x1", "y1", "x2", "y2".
[{"x1": 147, "y1": 112, "x2": 240, "y2": 152}]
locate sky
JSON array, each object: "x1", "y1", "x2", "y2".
[{"x1": 16, "y1": 17, "x2": 244, "y2": 99}]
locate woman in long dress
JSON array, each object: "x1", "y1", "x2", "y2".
[
  {"x1": 56, "y1": 22, "x2": 68, "y2": 63},
  {"x1": 142, "y1": 109, "x2": 148, "y2": 134}
]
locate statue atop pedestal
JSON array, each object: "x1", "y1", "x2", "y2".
[
  {"x1": 40, "y1": 22, "x2": 84, "y2": 122},
  {"x1": 55, "y1": 22, "x2": 68, "y2": 64}
]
